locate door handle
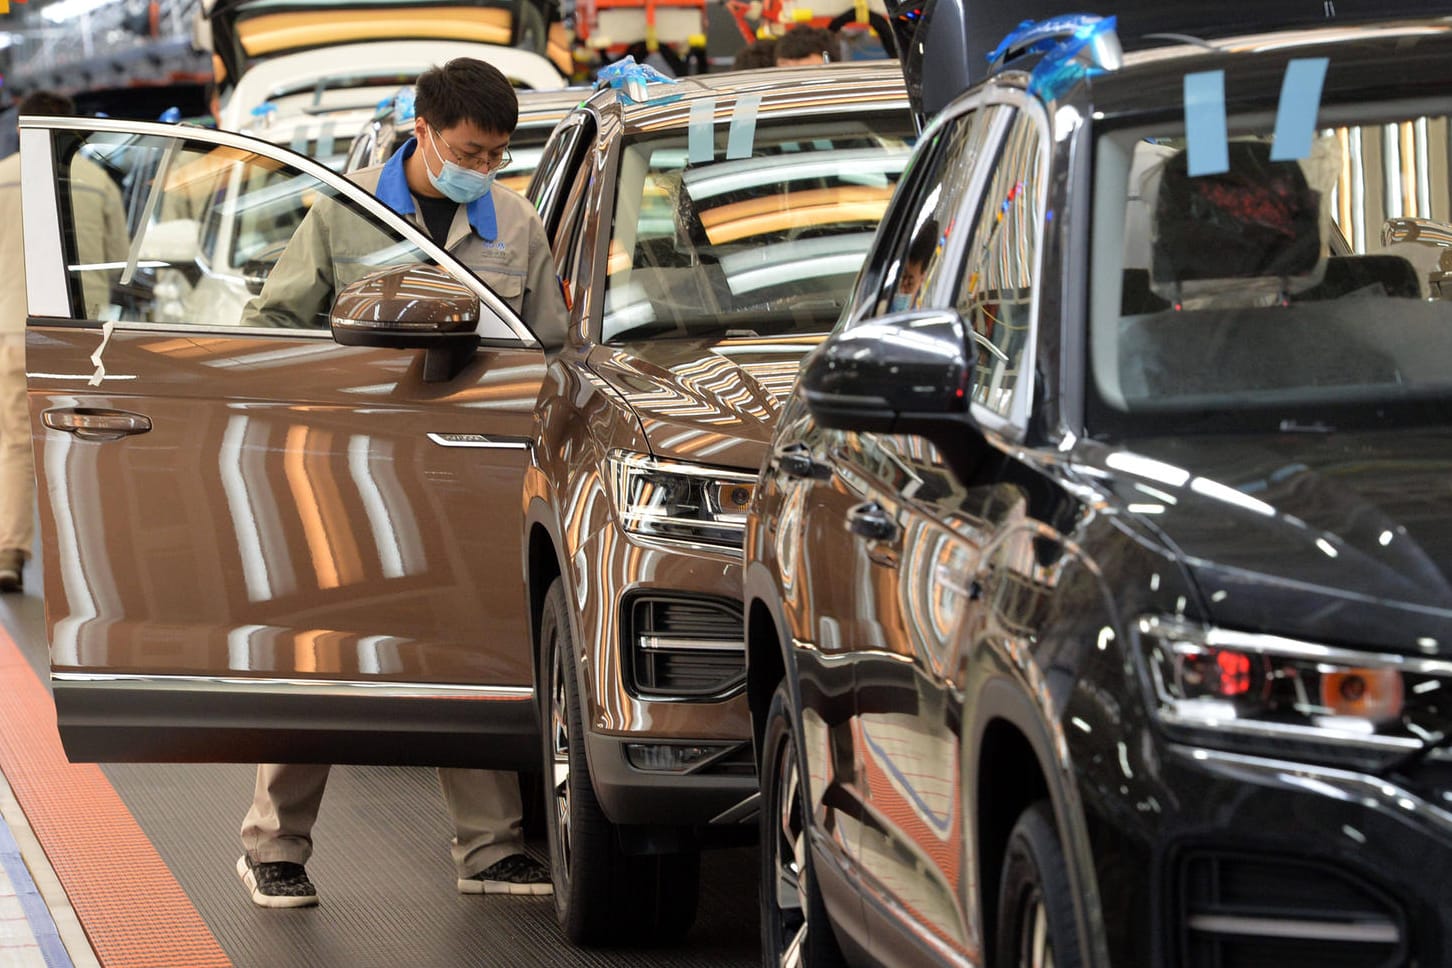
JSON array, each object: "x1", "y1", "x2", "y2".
[
  {"x1": 848, "y1": 501, "x2": 898, "y2": 542},
  {"x1": 776, "y1": 443, "x2": 831, "y2": 480},
  {"x1": 42, "y1": 407, "x2": 152, "y2": 442}
]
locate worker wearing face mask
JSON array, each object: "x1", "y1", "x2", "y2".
[
  {"x1": 241, "y1": 56, "x2": 567, "y2": 346},
  {"x1": 235, "y1": 57, "x2": 567, "y2": 909}
]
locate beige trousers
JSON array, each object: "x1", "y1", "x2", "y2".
[
  {"x1": 0, "y1": 335, "x2": 32, "y2": 556},
  {"x1": 241, "y1": 763, "x2": 524, "y2": 878}
]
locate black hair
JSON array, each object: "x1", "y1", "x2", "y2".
[
  {"x1": 776, "y1": 25, "x2": 839, "y2": 63},
  {"x1": 17, "y1": 91, "x2": 76, "y2": 118},
  {"x1": 907, "y1": 217, "x2": 939, "y2": 268},
  {"x1": 414, "y1": 57, "x2": 518, "y2": 135},
  {"x1": 732, "y1": 38, "x2": 778, "y2": 70}
]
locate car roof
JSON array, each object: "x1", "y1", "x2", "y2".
[
  {"x1": 580, "y1": 61, "x2": 909, "y2": 136},
  {"x1": 1009, "y1": 15, "x2": 1452, "y2": 122}
]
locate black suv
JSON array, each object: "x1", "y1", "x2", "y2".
[{"x1": 746, "y1": 10, "x2": 1452, "y2": 967}]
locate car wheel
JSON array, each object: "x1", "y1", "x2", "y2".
[
  {"x1": 759, "y1": 680, "x2": 847, "y2": 968},
  {"x1": 995, "y1": 800, "x2": 1083, "y2": 968},
  {"x1": 538, "y1": 578, "x2": 700, "y2": 945},
  {"x1": 514, "y1": 1, "x2": 547, "y2": 53}
]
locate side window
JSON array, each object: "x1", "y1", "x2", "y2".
[
  {"x1": 954, "y1": 111, "x2": 1044, "y2": 418},
  {"x1": 57, "y1": 130, "x2": 436, "y2": 330},
  {"x1": 550, "y1": 152, "x2": 596, "y2": 320},
  {"x1": 863, "y1": 105, "x2": 1005, "y2": 320},
  {"x1": 530, "y1": 118, "x2": 590, "y2": 234}
]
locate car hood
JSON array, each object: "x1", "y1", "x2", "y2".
[
  {"x1": 590, "y1": 334, "x2": 825, "y2": 471},
  {"x1": 1081, "y1": 430, "x2": 1452, "y2": 653}
]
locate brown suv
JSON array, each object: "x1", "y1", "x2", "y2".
[{"x1": 19, "y1": 60, "x2": 910, "y2": 945}]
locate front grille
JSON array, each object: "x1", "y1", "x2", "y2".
[
  {"x1": 627, "y1": 596, "x2": 745, "y2": 698},
  {"x1": 1174, "y1": 851, "x2": 1406, "y2": 967}
]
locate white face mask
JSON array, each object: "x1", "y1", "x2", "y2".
[{"x1": 425, "y1": 128, "x2": 494, "y2": 204}]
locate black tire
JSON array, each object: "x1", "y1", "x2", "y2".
[
  {"x1": 995, "y1": 801, "x2": 1083, "y2": 968},
  {"x1": 538, "y1": 578, "x2": 700, "y2": 945},
  {"x1": 514, "y1": 1, "x2": 547, "y2": 53},
  {"x1": 759, "y1": 680, "x2": 848, "y2": 968}
]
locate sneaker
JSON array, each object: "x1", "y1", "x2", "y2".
[
  {"x1": 0, "y1": 549, "x2": 22, "y2": 593},
  {"x1": 457, "y1": 853, "x2": 552, "y2": 896},
  {"x1": 236, "y1": 855, "x2": 319, "y2": 908}
]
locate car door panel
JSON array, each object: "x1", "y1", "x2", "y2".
[{"x1": 22, "y1": 118, "x2": 547, "y2": 766}]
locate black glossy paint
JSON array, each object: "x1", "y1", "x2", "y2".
[{"x1": 745, "y1": 16, "x2": 1452, "y2": 968}]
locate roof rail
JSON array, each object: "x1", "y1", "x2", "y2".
[{"x1": 985, "y1": 13, "x2": 1122, "y2": 99}]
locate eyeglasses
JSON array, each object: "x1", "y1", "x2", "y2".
[{"x1": 431, "y1": 126, "x2": 512, "y2": 172}]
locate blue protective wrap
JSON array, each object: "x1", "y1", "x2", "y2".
[
  {"x1": 596, "y1": 55, "x2": 678, "y2": 104},
  {"x1": 985, "y1": 13, "x2": 1118, "y2": 101}
]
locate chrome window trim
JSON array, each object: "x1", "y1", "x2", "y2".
[
  {"x1": 53, "y1": 671, "x2": 533, "y2": 699},
  {"x1": 19, "y1": 124, "x2": 69, "y2": 319},
  {"x1": 963, "y1": 89, "x2": 1052, "y2": 439},
  {"x1": 26, "y1": 321, "x2": 335, "y2": 339},
  {"x1": 18, "y1": 115, "x2": 539, "y2": 347},
  {"x1": 1186, "y1": 914, "x2": 1399, "y2": 944}
]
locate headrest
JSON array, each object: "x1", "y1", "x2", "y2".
[{"x1": 1151, "y1": 140, "x2": 1324, "y2": 297}]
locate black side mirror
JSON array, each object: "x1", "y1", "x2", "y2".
[
  {"x1": 330, "y1": 264, "x2": 480, "y2": 382},
  {"x1": 802, "y1": 308, "x2": 974, "y2": 437}
]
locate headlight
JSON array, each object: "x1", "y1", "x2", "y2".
[
  {"x1": 606, "y1": 451, "x2": 757, "y2": 548},
  {"x1": 1138, "y1": 615, "x2": 1452, "y2": 768}
]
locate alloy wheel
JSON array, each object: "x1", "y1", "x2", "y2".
[
  {"x1": 1017, "y1": 888, "x2": 1055, "y2": 968},
  {"x1": 548, "y1": 639, "x2": 572, "y2": 873},
  {"x1": 771, "y1": 731, "x2": 808, "y2": 967}
]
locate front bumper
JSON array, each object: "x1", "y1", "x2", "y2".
[
  {"x1": 570, "y1": 527, "x2": 756, "y2": 826},
  {"x1": 1121, "y1": 741, "x2": 1452, "y2": 965}
]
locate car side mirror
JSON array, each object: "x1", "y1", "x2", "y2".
[
  {"x1": 330, "y1": 264, "x2": 480, "y2": 382},
  {"x1": 802, "y1": 308, "x2": 978, "y2": 459},
  {"x1": 138, "y1": 218, "x2": 201, "y2": 263}
]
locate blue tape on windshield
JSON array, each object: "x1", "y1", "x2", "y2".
[
  {"x1": 726, "y1": 94, "x2": 762, "y2": 161},
  {"x1": 1270, "y1": 57, "x2": 1329, "y2": 162},
  {"x1": 1184, "y1": 70, "x2": 1229, "y2": 177},
  {"x1": 316, "y1": 120, "x2": 335, "y2": 161},
  {"x1": 688, "y1": 99, "x2": 715, "y2": 165}
]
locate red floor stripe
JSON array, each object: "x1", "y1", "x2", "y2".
[{"x1": 0, "y1": 623, "x2": 231, "y2": 967}]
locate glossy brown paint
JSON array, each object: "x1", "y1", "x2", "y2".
[{"x1": 30, "y1": 325, "x2": 545, "y2": 687}]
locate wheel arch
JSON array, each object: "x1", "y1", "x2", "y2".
[
  {"x1": 969, "y1": 675, "x2": 1107, "y2": 966},
  {"x1": 743, "y1": 558, "x2": 793, "y2": 771},
  {"x1": 525, "y1": 500, "x2": 567, "y2": 700}
]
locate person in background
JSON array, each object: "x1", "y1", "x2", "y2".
[
  {"x1": 775, "y1": 25, "x2": 840, "y2": 65},
  {"x1": 0, "y1": 90, "x2": 129, "y2": 593},
  {"x1": 237, "y1": 57, "x2": 567, "y2": 907},
  {"x1": 733, "y1": 36, "x2": 779, "y2": 69}
]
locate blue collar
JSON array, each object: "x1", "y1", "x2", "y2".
[{"x1": 374, "y1": 137, "x2": 498, "y2": 242}]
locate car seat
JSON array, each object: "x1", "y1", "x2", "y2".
[{"x1": 1150, "y1": 140, "x2": 1326, "y2": 306}]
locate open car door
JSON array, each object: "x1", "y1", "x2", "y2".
[{"x1": 19, "y1": 117, "x2": 547, "y2": 769}]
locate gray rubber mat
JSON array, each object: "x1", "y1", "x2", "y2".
[{"x1": 103, "y1": 761, "x2": 759, "y2": 968}]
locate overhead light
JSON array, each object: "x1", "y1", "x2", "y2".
[{"x1": 41, "y1": 0, "x2": 113, "y2": 24}]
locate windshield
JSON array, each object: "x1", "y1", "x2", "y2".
[
  {"x1": 601, "y1": 112, "x2": 916, "y2": 343},
  {"x1": 1088, "y1": 100, "x2": 1452, "y2": 437}
]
